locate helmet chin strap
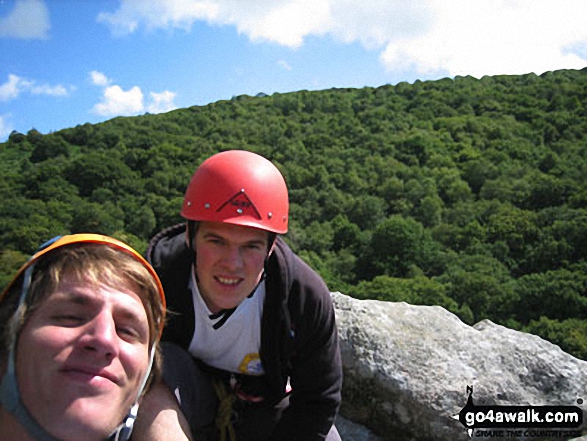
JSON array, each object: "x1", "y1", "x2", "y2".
[
  {"x1": 107, "y1": 342, "x2": 156, "y2": 441},
  {"x1": 1, "y1": 264, "x2": 157, "y2": 441},
  {"x1": 0, "y1": 350, "x2": 61, "y2": 441},
  {"x1": 107, "y1": 404, "x2": 139, "y2": 441}
]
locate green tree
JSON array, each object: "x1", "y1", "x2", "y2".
[
  {"x1": 513, "y1": 269, "x2": 587, "y2": 323},
  {"x1": 358, "y1": 215, "x2": 440, "y2": 279},
  {"x1": 524, "y1": 317, "x2": 587, "y2": 360},
  {"x1": 65, "y1": 152, "x2": 143, "y2": 197},
  {"x1": 351, "y1": 275, "x2": 459, "y2": 312},
  {"x1": 0, "y1": 249, "x2": 29, "y2": 292},
  {"x1": 69, "y1": 201, "x2": 124, "y2": 235},
  {"x1": 30, "y1": 134, "x2": 70, "y2": 163},
  {"x1": 437, "y1": 254, "x2": 518, "y2": 323}
]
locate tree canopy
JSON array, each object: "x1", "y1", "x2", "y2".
[{"x1": 2, "y1": 68, "x2": 587, "y2": 359}]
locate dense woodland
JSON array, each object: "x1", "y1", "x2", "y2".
[{"x1": 1, "y1": 68, "x2": 586, "y2": 359}]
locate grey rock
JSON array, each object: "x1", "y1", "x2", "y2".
[
  {"x1": 332, "y1": 292, "x2": 587, "y2": 441},
  {"x1": 336, "y1": 415, "x2": 384, "y2": 441}
]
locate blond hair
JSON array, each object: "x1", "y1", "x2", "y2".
[{"x1": 1, "y1": 243, "x2": 164, "y2": 385}]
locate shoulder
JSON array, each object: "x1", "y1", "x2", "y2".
[
  {"x1": 270, "y1": 237, "x2": 332, "y2": 313},
  {"x1": 146, "y1": 223, "x2": 192, "y2": 279},
  {"x1": 272, "y1": 237, "x2": 327, "y2": 287}
]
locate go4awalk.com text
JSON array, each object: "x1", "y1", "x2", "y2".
[{"x1": 454, "y1": 386, "x2": 584, "y2": 438}]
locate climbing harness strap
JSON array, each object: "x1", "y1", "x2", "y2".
[{"x1": 213, "y1": 377, "x2": 237, "y2": 441}]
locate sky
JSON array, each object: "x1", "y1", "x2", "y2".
[{"x1": 1, "y1": 0, "x2": 587, "y2": 142}]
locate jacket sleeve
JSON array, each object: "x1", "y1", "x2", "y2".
[{"x1": 272, "y1": 256, "x2": 342, "y2": 441}]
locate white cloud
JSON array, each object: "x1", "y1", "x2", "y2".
[
  {"x1": 98, "y1": 0, "x2": 587, "y2": 77},
  {"x1": 91, "y1": 71, "x2": 177, "y2": 116},
  {"x1": 90, "y1": 71, "x2": 112, "y2": 87},
  {"x1": 0, "y1": 74, "x2": 26, "y2": 101},
  {"x1": 97, "y1": 0, "x2": 219, "y2": 37},
  {"x1": 230, "y1": 0, "x2": 331, "y2": 48},
  {"x1": 93, "y1": 85, "x2": 144, "y2": 116},
  {"x1": 147, "y1": 90, "x2": 177, "y2": 114},
  {"x1": 0, "y1": 74, "x2": 71, "y2": 101},
  {"x1": 380, "y1": 0, "x2": 587, "y2": 78},
  {"x1": 30, "y1": 84, "x2": 70, "y2": 96},
  {"x1": 0, "y1": 114, "x2": 14, "y2": 140},
  {"x1": 0, "y1": 0, "x2": 50, "y2": 39},
  {"x1": 95, "y1": 0, "x2": 432, "y2": 47},
  {"x1": 98, "y1": 0, "x2": 332, "y2": 47}
]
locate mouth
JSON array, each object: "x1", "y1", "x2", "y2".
[
  {"x1": 215, "y1": 276, "x2": 242, "y2": 286},
  {"x1": 61, "y1": 366, "x2": 119, "y2": 385}
]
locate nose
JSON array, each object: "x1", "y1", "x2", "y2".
[
  {"x1": 221, "y1": 245, "x2": 244, "y2": 270},
  {"x1": 80, "y1": 311, "x2": 118, "y2": 358}
]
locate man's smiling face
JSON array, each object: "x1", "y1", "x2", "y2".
[
  {"x1": 15, "y1": 272, "x2": 150, "y2": 440},
  {"x1": 194, "y1": 221, "x2": 270, "y2": 314}
]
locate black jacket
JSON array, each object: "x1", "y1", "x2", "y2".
[{"x1": 146, "y1": 224, "x2": 342, "y2": 440}]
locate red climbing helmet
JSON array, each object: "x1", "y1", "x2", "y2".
[{"x1": 181, "y1": 150, "x2": 289, "y2": 234}]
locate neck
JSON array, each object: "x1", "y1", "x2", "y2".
[{"x1": 0, "y1": 405, "x2": 35, "y2": 441}]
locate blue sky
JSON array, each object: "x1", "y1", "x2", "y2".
[{"x1": 1, "y1": 0, "x2": 587, "y2": 141}]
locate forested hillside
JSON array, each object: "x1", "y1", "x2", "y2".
[{"x1": 1, "y1": 69, "x2": 586, "y2": 359}]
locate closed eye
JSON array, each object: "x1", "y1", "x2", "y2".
[
  {"x1": 116, "y1": 315, "x2": 149, "y2": 343},
  {"x1": 52, "y1": 314, "x2": 85, "y2": 326},
  {"x1": 117, "y1": 325, "x2": 140, "y2": 339}
]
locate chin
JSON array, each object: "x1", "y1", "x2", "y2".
[
  {"x1": 46, "y1": 422, "x2": 111, "y2": 441},
  {"x1": 224, "y1": 295, "x2": 249, "y2": 310},
  {"x1": 54, "y1": 400, "x2": 126, "y2": 440}
]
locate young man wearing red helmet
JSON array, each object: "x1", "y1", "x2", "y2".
[{"x1": 136, "y1": 150, "x2": 342, "y2": 441}]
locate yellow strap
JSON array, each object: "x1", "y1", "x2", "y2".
[{"x1": 213, "y1": 378, "x2": 236, "y2": 441}]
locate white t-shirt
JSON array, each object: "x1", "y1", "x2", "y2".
[{"x1": 187, "y1": 267, "x2": 266, "y2": 375}]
